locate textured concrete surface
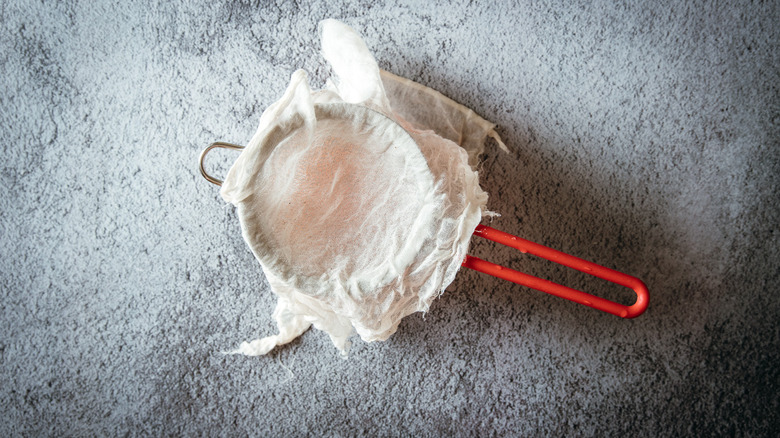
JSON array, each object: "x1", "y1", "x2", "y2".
[{"x1": 1, "y1": 1, "x2": 778, "y2": 436}]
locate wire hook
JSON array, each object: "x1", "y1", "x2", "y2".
[{"x1": 198, "y1": 142, "x2": 245, "y2": 186}]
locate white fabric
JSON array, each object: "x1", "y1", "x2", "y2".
[
  {"x1": 380, "y1": 70, "x2": 508, "y2": 168},
  {"x1": 222, "y1": 19, "x2": 505, "y2": 355}
]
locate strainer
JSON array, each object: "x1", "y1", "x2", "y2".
[
  {"x1": 200, "y1": 142, "x2": 648, "y2": 321},
  {"x1": 198, "y1": 19, "x2": 648, "y2": 355}
]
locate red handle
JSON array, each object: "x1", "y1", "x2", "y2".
[{"x1": 462, "y1": 225, "x2": 649, "y2": 318}]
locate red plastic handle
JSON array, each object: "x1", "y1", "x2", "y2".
[{"x1": 462, "y1": 225, "x2": 649, "y2": 318}]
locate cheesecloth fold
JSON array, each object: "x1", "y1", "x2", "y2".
[{"x1": 221, "y1": 19, "x2": 506, "y2": 355}]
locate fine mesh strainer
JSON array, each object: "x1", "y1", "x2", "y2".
[
  {"x1": 200, "y1": 141, "x2": 649, "y2": 320},
  {"x1": 197, "y1": 19, "x2": 648, "y2": 355}
]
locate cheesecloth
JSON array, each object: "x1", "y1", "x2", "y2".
[{"x1": 221, "y1": 19, "x2": 506, "y2": 355}]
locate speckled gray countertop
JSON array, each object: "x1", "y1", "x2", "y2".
[{"x1": 2, "y1": 1, "x2": 778, "y2": 435}]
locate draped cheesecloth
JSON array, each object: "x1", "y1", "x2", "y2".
[{"x1": 220, "y1": 19, "x2": 506, "y2": 355}]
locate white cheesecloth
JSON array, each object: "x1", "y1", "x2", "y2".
[{"x1": 220, "y1": 19, "x2": 507, "y2": 355}]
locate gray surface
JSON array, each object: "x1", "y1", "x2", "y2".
[{"x1": 1, "y1": 1, "x2": 778, "y2": 436}]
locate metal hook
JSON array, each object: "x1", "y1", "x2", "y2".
[{"x1": 199, "y1": 142, "x2": 245, "y2": 186}]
